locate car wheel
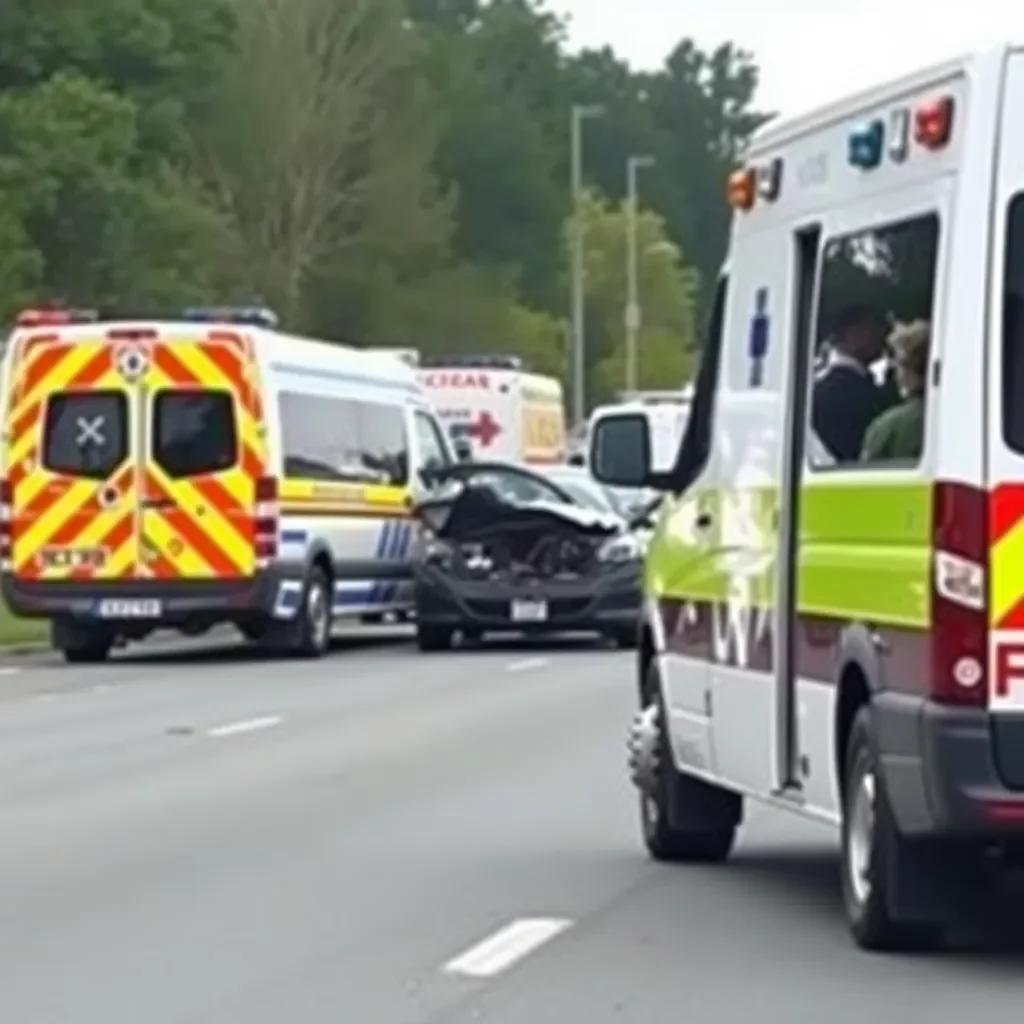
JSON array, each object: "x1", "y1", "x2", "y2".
[
  {"x1": 841, "y1": 706, "x2": 945, "y2": 952},
  {"x1": 608, "y1": 626, "x2": 639, "y2": 650},
  {"x1": 417, "y1": 623, "x2": 453, "y2": 652}
]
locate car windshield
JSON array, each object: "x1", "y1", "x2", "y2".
[{"x1": 538, "y1": 469, "x2": 620, "y2": 515}]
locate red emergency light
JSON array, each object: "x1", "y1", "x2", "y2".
[
  {"x1": 14, "y1": 307, "x2": 98, "y2": 328},
  {"x1": 914, "y1": 96, "x2": 954, "y2": 150}
]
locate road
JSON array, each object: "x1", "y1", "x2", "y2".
[{"x1": 1, "y1": 630, "x2": 1024, "y2": 1024}]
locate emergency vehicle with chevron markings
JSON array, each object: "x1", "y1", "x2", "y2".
[
  {"x1": 590, "y1": 44, "x2": 1024, "y2": 952},
  {"x1": 0, "y1": 307, "x2": 455, "y2": 663}
]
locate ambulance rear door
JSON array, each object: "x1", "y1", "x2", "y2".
[
  {"x1": 138, "y1": 326, "x2": 267, "y2": 581},
  {"x1": 4, "y1": 326, "x2": 139, "y2": 583}
]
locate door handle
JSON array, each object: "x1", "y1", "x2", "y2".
[{"x1": 695, "y1": 512, "x2": 713, "y2": 530}]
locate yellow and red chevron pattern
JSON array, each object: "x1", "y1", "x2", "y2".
[
  {"x1": 140, "y1": 332, "x2": 266, "y2": 580},
  {"x1": 990, "y1": 482, "x2": 1024, "y2": 628},
  {"x1": 2, "y1": 328, "x2": 267, "y2": 583}
]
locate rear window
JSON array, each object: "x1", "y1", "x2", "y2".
[
  {"x1": 153, "y1": 390, "x2": 237, "y2": 478},
  {"x1": 42, "y1": 391, "x2": 128, "y2": 480}
]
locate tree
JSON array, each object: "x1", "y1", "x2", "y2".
[
  {"x1": 197, "y1": 0, "x2": 454, "y2": 325},
  {"x1": 410, "y1": 0, "x2": 572, "y2": 311},
  {"x1": 567, "y1": 190, "x2": 701, "y2": 406}
]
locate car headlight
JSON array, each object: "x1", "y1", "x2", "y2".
[
  {"x1": 423, "y1": 535, "x2": 455, "y2": 568},
  {"x1": 598, "y1": 534, "x2": 643, "y2": 563}
]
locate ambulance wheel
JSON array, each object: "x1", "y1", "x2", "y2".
[
  {"x1": 639, "y1": 666, "x2": 738, "y2": 863},
  {"x1": 417, "y1": 623, "x2": 453, "y2": 652},
  {"x1": 52, "y1": 619, "x2": 113, "y2": 664},
  {"x1": 841, "y1": 706, "x2": 945, "y2": 952},
  {"x1": 288, "y1": 566, "x2": 332, "y2": 658}
]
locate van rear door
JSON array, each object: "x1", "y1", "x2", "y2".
[
  {"x1": 140, "y1": 330, "x2": 265, "y2": 580},
  {"x1": 5, "y1": 332, "x2": 138, "y2": 582}
]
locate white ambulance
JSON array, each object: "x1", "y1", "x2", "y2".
[
  {"x1": 589, "y1": 44, "x2": 1024, "y2": 951},
  {"x1": 417, "y1": 355, "x2": 566, "y2": 465}
]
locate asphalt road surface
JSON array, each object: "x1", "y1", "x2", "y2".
[{"x1": 2, "y1": 627, "x2": 1024, "y2": 1024}]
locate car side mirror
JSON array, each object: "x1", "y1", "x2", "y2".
[{"x1": 589, "y1": 413, "x2": 652, "y2": 489}]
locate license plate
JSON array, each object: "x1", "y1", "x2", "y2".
[
  {"x1": 95, "y1": 599, "x2": 162, "y2": 619},
  {"x1": 511, "y1": 599, "x2": 547, "y2": 622}
]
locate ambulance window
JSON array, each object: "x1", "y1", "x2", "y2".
[
  {"x1": 413, "y1": 411, "x2": 451, "y2": 477},
  {"x1": 810, "y1": 213, "x2": 939, "y2": 468},
  {"x1": 1002, "y1": 195, "x2": 1024, "y2": 454},
  {"x1": 42, "y1": 391, "x2": 127, "y2": 480},
  {"x1": 153, "y1": 390, "x2": 238, "y2": 478},
  {"x1": 357, "y1": 402, "x2": 408, "y2": 486},
  {"x1": 280, "y1": 392, "x2": 364, "y2": 481}
]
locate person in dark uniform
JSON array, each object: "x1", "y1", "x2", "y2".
[{"x1": 811, "y1": 304, "x2": 897, "y2": 462}]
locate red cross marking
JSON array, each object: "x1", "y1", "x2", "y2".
[{"x1": 467, "y1": 410, "x2": 501, "y2": 447}]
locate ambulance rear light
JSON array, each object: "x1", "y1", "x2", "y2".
[
  {"x1": 106, "y1": 327, "x2": 158, "y2": 341},
  {"x1": 14, "y1": 308, "x2": 98, "y2": 328},
  {"x1": 0, "y1": 479, "x2": 12, "y2": 568},
  {"x1": 183, "y1": 306, "x2": 279, "y2": 329},
  {"x1": 930, "y1": 481, "x2": 988, "y2": 707},
  {"x1": 255, "y1": 476, "x2": 278, "y2": 562},
  {"x1": 848, "y1": 120, "x2": 884, "y2": 170},
  {"x1": 914, "y1": 96, "x2": 954, "y2": 150}
]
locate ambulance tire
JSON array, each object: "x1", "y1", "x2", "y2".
[
  {"x1": 284, "y1": 566, "x2": 332, "y2": 658},
  {"x1": 641, "y1": 673, "x2": 737, "y2": 863},
  {"x1": 52, "y1": 619, "x2": 113, "y2": 664},
  {"x1": 841, "y1": 706, "x2": 946, "y2": 952}
]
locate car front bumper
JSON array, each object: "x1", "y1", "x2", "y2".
[{"x1": 414, "y1": 560, "x2": 643, "y2": 634}]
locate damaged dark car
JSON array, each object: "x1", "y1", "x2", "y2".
[{"x1": 412, "y1": 462, "x2": 646, "y2": 651}]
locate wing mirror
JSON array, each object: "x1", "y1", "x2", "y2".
[
  {"x1": 589, "y1": 412, "x2": 652, "y2": 489},
  {"x1": 453, "y1": 437, "x2": 473, "y2": 462}
]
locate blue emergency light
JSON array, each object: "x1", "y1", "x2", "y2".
[
  {"x1": 848, "y1": 120, "x2": 884, "y2": 170},
  {"x1": 183, "y1": 306, "x2": 279, "y2": 329}
]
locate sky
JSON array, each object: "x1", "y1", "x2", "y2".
[{"x1": 546, "y1": 1, "x2": 1015, "y2": 117}]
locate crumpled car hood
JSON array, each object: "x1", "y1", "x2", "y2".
[{"x1": 415, "y1": 483, "x2": 622, "y2": 540}]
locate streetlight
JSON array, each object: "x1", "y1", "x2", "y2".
[
  {"x1": 625, "y1": 154, "x2": 655, "y2": 393},
  {"x1": 570, "y1": 103, "x2": 604, "y2": 428}
]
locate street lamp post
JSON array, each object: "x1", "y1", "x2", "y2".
[
  {"x1": 625, "y1": 154, "x2": 655, "y2": 394},
  {"x1": 570, "y1": 103, "x2": 603, "y2": 428}
]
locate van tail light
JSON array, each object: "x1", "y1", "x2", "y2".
[
  {"x1": 930, "y1": 481, "x2": 988, "y2": 707},
  {"x1": 255, "y1": 476, "x2": 278, "y2": 564},
  {"x1": 0, "y1": 479, "x2": 11, "y2": 570}
]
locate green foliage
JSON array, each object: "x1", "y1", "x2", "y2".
[
  {"x1": 570, "y1": 191, "x2": 700, "y2": 404},
  {"x1": 0, "y1": 0, "x2": 769, "y2": 416}
]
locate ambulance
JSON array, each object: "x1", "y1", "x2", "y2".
[
  {"x1": 0, "y1": 307, "x2": 455, "y2": 663},
  {"x1": 417, "y1": 355, "x2": 566, "y2": 465},
  {"x1": 589, "y1": 44, "x2": 1024, "y2": 951}
]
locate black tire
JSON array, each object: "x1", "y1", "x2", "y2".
[
  {"x1": 640, "y1": 665, "x2": 738, "y2": 863},
  {"x1": 609, "y1": 626, "x2": 639, "y2": 650},
  {"x1": 61, "y1": 639, "x2": 113, "y2": 664},
  {"x1": 51, "y1": 619, "x2": 113, "y2": 664},
  {"x1": 840, "y1": 706, "x2": 945, "y2": 952},
  {"x1": 287, "y1": 566, "x2": 332, "y2": 658},
  {"x1": 417, "y1": 623, "x2": 453, "y2": 652}
]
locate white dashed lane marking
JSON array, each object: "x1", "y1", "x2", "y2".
[
  {"x1": 442, "y1": 918, "x2": 572, "y2": 978},
  {"x1": 506, "y1": 657, "x2": 549, "y2": 673},
  {"x1": 207, "y1": 715, "x2": 282, "y2": 738}
]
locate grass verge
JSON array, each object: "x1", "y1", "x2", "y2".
[{"x1": 0, "y1": 600, "x2": 47, "y2": 648}]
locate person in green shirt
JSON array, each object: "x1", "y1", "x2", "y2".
[{"x1": 861, "y1": 319, "x2": 929, "y2": 463}]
